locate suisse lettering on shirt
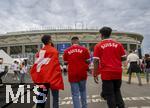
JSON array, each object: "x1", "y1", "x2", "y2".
[
  {"x1": 68, "y1": 49, "x2": 83, "y2": 55},
  {"x1": 101, "y1": 42, "x2": 118, "y2": 49}
]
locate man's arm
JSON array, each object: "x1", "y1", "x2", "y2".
[
  {"x1": 136, "y1": 55, "x2": 140, "y2": 65},
  {"x1": 119, "y1": 44, "x2": 127, "y2": 62},
  {"x1": 93, "y1": 58, "x2": 99, "y2": 84},
  {"x1": 93, "y1": 43, "x2": 101, "y2": 84},
  {"x1": 85, "y1": 59, "x2": 91, "y2": 64},
  {"x1": 63, "y1": 51, "x2": 68, "y2": 65},
  {"x1": 121, "y1": 55, "x2": 127, "y2": 61},
  {"x1": 84, "y1": 49, "x2": 91, "y2": 64}
]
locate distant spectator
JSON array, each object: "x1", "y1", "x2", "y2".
[
  {"x1": 126, "y1": 50, "x2": 142, "y2": 85},
  {"x1": 0, "y1": 58, "x2": 7, "y2": 86},
  {"x1": 60, "y1": 63, "x2": 63, "y2": 73},
  {"x1": 11, "y1": 61, "x2": 20, "y2": 81},
  {"x1": 143, "y1": 54, "x2": 150, "y2": 84},
  {"x1": 20, "y1": 62, "x2": 27, "y2": 84},
  {"x1": 62, "y1": 64, "x2": 67, "y2": 76},
  {"x1": 0, "y1": 58, "x2": 8, "y2": 86}
]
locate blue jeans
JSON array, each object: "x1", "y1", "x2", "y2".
[
  {"x1": 70, "y1": 80, "x2": 87, "y2": 108},
  {"x1": 51, "y1": 90, "x2": 59, "y2": 108},
  {"x1": 145, "y1": 68, "x2": 150, "y2": 83},
  {"x1": 20, "y1": 73, "x2": 25, "y2": 83}
]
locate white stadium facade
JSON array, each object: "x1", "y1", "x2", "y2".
[{"x1": 0, "y1": 29, "x2": 143, "y2": 63}]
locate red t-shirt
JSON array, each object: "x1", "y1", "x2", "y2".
[
  {"x1": 93, "y1": 39, "x2": 126, "y2": 80},
  {"x1": 63, "y1": 44, "x2": 90, "y2": 82}
]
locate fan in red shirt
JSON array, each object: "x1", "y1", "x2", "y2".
[
  {"x1": 94, "y1": 38, "x2": 126, "y2": 80},
  {"x1": 63, "y1": 36, "x2": 90, "y2": 108},
  {"x1": 93, "y1": 27, "x2": 126, "y2": 108}
]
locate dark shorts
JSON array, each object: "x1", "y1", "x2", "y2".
[{"x1": 127, "y1": 62, "x2": 141, "y2": 73}]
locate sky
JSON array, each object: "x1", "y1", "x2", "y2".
[{"x1": 0, "y1": 0, "x2": 150, "y2": 53}]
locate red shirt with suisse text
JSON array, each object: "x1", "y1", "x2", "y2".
[
  {"x1": 63, "y1": 45, "x2": 90, "y2": 83},
  {"x1": 93, "y1": 39, "x2": 126, "y2": 80}
]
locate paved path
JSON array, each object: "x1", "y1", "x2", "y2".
[{"x1": 0, "y1": 73, "x2": 150, "y2": 108}]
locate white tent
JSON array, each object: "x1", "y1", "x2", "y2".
[
  {"x1": 0, "y1": 50, "x2": 13, "y2": 65},
  {"x1": 0, "y1": 50, "x2": 14, "y2": 73}
]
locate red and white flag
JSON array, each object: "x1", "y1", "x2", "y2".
[{"x1": 30, "y1": 45, "x2": 64, "y2": 90}]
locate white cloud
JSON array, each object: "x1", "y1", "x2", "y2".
[{"x1": 0, "y1": 0, "x2": 150, "y2": 53}]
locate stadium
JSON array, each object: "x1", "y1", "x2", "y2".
[{"x1": 0, "y1": 28, "x2": 144, "y2": 63}]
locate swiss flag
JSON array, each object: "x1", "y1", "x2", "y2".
[{"x1": 30, "y1": 45, "x2": 64, "y2": 90}]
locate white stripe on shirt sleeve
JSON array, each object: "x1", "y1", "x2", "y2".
[
  {"x1": 121, "y1": 55, "x2": 127, "y2": 57},
  {"x1": 93, "y1": 57, "x2": 100, "y2": 60}
]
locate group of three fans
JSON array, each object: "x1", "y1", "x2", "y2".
[{"x1": 30, "y1": 26, "x2": 126, "y2": 108}]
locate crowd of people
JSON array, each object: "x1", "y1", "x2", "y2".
[
  {"x1": 0, "y1": 59, "x2": 28, "y2": 86},
  {"x1": 126, "y1": 50, "x2": 150, "y2": 85},
  {"x1": 0, "y1": 26, "x2": 149, "y2": 108},
  {"x1": 11, "y1": 60, "x2": 28, "y2": 84},
  {"x1": 30, "y1": 26, "x2": 127, "y2": 108}
]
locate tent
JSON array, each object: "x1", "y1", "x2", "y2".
[
  {"x1": 0, "y1": 50, "x2": 13, "y2": 65},
  {"x1": 0, "y1": 50, "x2": 13, "y2": 73}
]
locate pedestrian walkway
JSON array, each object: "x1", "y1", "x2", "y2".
[
  {"x1": 0, "y1": 74, "x2": 150, "y2": 108},
  {"x1": 2, "y1": 73, "x2": 32, "y2": 83},
  {"x1": 122, "y1": 75, "x2": 148, "y2": 85},
  {"x1": 128, "y1": 106, "x2": 150, "y2": 108}
]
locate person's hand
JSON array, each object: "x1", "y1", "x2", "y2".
[
  {"x1": 94, "y1": 76, "x2": 99, "y2": 84},
  {"x1": 39, "y1": 85, "x2": 46, "y2": 89}
]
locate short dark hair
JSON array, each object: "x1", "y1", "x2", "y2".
[
  {"x1": 145, "y1": 54, "x2": 150, "y2": 58},
  {"x1": 129, "y1": 50, "x2": 133, "y2": 53},
  {"x1": 71, "y1": 36, "x2": 79, "y2": 41},
  {"x1": 22, "y1": 62, "x2": 25, "y2": 65},
  {"x1": 41, "y1": 35, "x2": 51, "y2": 45},
  {"x1": 99, "y1": 27, "x2": 112, "y2": 37}
]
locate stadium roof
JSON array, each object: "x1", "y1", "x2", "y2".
[{"x1": 0, "y1": 29, "x2": 144, "y2": 46}]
